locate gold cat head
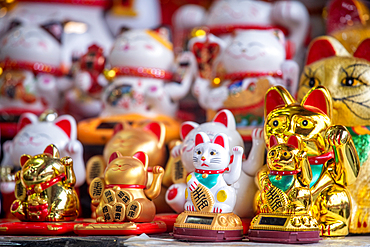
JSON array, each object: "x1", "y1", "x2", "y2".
[
  {"x1": 265, "y1": 86, "x2": 332, "y2": 156},
  {"x1": 267, "y1": 135, "x2": 300, "y2": 172},
  {"x1": 104, "y1": 151, "x2": 149, "y2": 186},
  {"x1": 19, "y1": 144, "x2": 65, "y2": 187},
  {"x1": 103, "y1": 121, "x2": 166, "y2": 167},
  {"x1": 298, "y1": 36, "x2": 370, "y2": 127}
]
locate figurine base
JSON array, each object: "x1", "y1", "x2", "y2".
[
  {"x1": 248, "y1": 229, "x2": 321, "y2": 243},
  {"x1": 74, "y1": 221, "x2": 167, "y2": 236},
  {"x1": 0, "y1": 220, "x2": 83, "y2": 235},
  {"x1": 153, "y1": 213, "x2": 178, "y2": 232},
  {"x1": 173, "y1": 227, "x2": 243, "y2": 242}
]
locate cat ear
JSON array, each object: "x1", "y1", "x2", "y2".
[
  {"x1": 153, "y1": 25, "x2": 171, "y2": 42},
  {"x1": 301, "y1": 86, "x2": 332, "y2": 118},
  {"x1": 195, "y1": 132, "x2": 209, "y2": 146},
  {"x1": 287, "y1": 135, "x2": 299, "y2": 149},
  {"x1": 269, "y1": 135, "x2": 279, "y2": 148},
  {"x1": 41, "y1": 21, "x2": 64, "y2": 43},
  {"x1": 113, "y1": 123, "x2": 124, "y2": 135},
  {"x1": 180, "y1": 121, "x2": 198, "y2": 140},
  {"x1": 133, "y1": 151, "x2": 149, "y2": 170},
  {"x1": 354, "y1": 39, "x2": 370, "y2": 62},
  {"x1": 212, "y1": 109, "x2": 236, "y2": 130},
  {"x1": 108, "y1": 151, "x2": 123, "y2": 164},
  {"x1": 143, "y1": 122, "x2": 165, "y2": 147},
  {"x1": 43, "y1": 144, "x2": 60, "y2": 158},
  {"x1": 213, "y1": 133, "x2": 229, "y2": 151},
  {"x1": 20, "y1": 154, "x2": 32, "y2": 167},
  {"x1": 54, "y1": 115, "x2": 77, "y2": 139},
  {"x1": 17, "y1": 113, "x2": 38, "y2": 132},
  {"x1": 306, "y1": 36, "x2": 349, "y2": 65},
  {"x1": 265, "y1": 86, "x2": 295, "y2": 117}
]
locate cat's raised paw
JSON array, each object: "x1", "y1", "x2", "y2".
[{"x1": 325, "y1": 125, "x2": 350, "y2": 146}]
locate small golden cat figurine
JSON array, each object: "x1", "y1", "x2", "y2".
[
  {"x1": 298, "y1": 36, "x2": 370, "y2": 234},
  {"x1": 89, "y1": 151, "x2": 164, "y2": 222},
  {"x1": 256, "y1": 135, "x2": 312, "y2": 215},
  {"x1": 11, "y1": 144, "x2": 79, "y2": 221},
  {"x1": 264, "y1": 85, "x2": 360, "y2": 236}
]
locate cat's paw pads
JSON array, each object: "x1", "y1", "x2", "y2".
[
  {"x1": 152, "y1": 166, "x2": 164, "y2": 175},
  {"x1": 326, "y1": 126, "x2": 349, "y2": 146},
  {"x1": 252, "y1": 128, "x2": 264, "y2": 141},
  {"x1": 232, "y1": 146, "x2": 243, "y2": 155},
  {"x1": 171, "y1": 144, "x2": 182, "y2": 158},
  {"x1": 185, "y1": 202, "x2": 196, "y2": 211}
]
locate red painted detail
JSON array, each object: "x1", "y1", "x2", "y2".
[
  {"x1": 265, "y1": 89, "x2": 288, "y2": 116},
  {"x1": 209, "y1": 24, "x2": 289, "y2": 36},
  {"x1": 111, "y1": 66, "x2": 173, "y2": 80},
  {"x1": 213, "y1": 135, "x2": 225, "y2": 148},
  {"x1": 27, "y1": 174, "x2": 66, "y2": 195},
  {"x1": 269, "y1": 135, "x2": 279, "y2": 148},
  {"x1": 11, "y1": 201, "x2": 19, "y2": 211},
  {"x1": 167, "y1": 187, "x2": 178, "y2": 200},
  {"x1": 224, "y1": 70, "x2": 283, "y2": 81},
  {"x1": 302, "y1": 89, "x2": 329, "y2": 116},
  {"x1": 144, "y1": 122, "x2": 161, "y2": 141},
  {"x1": 326, "y1": 0, "x2": 361, "y2": 34},
  {"x1": 229, "y1": 154, "x2": 234, "y2": 164},
  {"x1": 105, "y1": 184, "x2": 146, "y2": 189},
  {"x1": 55, "y1": 119, "x2": 72, "y2": 138},
  {"x1": 354, "y1": 39, "x2": 370, "y2": 62},
  {"x1": 20, "y1": 155, "x2": 30, "y2": 167},
  {"x1": 17, "y1": 116, "x2": 33, "y2": 131},
  {"x1": 306, "y1": 39, "x2": 336, "y2": 65},
  {"x1": 108, "y1": 152, "x2": 119, "y2": 164},
  {"x1": 269, "y1": 169, "x2": 301, "y2": 176},
  {"x1": 113, "y1": 123, "x2": 124, "y2": 135},
  {"x1": 213, "y1": 110, "x2": 228, "y2": 127},
  {"x1": 1, "y1": 58, "x2": 64, "y2": 76},
  {"x1": 133, "y1": 151, "x2": 147, "y2": 166},
  {"x1": 285, "y1": 40, "x2": 296, "y2": 60},
  {"x1": 364, "y1": 221, "x2": 368, "y2": 228},
  {"x1": 18, "y1": 0, "x2": 109, "y2": 7},
  {"x1": 180, "y1": 123, "x2": 196, "y2": 140},
  {"x1": 195, "y1": 133, "x2": 205, "y2": 146},
  {"x1": 43, "y1": 145, "x2": 54, "y2": 157},
  {"x1": 358, "y1": 221, "x2": 362, "y2": 228},
  {"x1": 287, "y1": 135, "x2": 299, "y2": 149},
  {"x1": 195, "y1": 167, "x2": 229, "y2": 174},
  {"x1": 308, "y1": 151, "x2": 334, "y2": 165}
]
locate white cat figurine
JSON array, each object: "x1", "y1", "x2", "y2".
[
  {"x1": 185, "y1": 132, "x2": 243, "y2": 213},
  {"x1": 0, "y1": 110, "x2": 86, "y2": 195},
  {"x1": 101, "y1": 28, "x2": 196, "y2": 118},
  {"x1": 165, "y1": 109, "x2": 265, "y2": 217}
]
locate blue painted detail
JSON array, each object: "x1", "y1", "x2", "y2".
[
  {"x1": 195, "y1": 173, "x2": 219, "y2": 189},
  {"x1": 268, "y1": 174, "x2": 295, "y2": 192},
  {"x1": 309, "y1": 164, "x2": 324, "y2": 188}
]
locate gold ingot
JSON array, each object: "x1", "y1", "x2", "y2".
[
  {"x1": 103, "y1": 189, "x2": 116, "y2": 206},
  {"x1": 113, "y1": 202, "x2": 125, "y2": 222},
  {"x1": 89, "y1": 177, "x2": 105, "y2": 200},
  {"x1": 115, "y1": 189, "x2": 132, "y2": 206},
  {"x1": 126, "y1": 201, "x2": 142, "y2": 220},
  {"x1": 102, "y1": 204, "x2": 114, "y2": 222}
]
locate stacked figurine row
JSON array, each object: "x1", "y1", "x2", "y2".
[{"x1": 1, "y1": 0, "x2": 370, "y2": 243}]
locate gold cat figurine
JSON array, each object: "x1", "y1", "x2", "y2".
[
  {"x1": 298, "y1": 36, "x2": 370, "y2": 234},
  {"x1": 89, "y1": 151, "x2": 164, "y2": 223},
  {"x1": 264, "y1": 85, "x2": 360, "y2": 236},
  {"x1": 256, "y1": 135, "x2": 312, "y2": 215},
  {"x1": 11, "y1": 144, "x2": 79, "y2": 221}
]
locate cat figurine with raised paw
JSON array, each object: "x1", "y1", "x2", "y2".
[
  {"x1": 185, "y1": 132, "x2": 243, "y2": 213},
  {"x1": 90, "y1": 151, "x2": 164, "y2": 223}
]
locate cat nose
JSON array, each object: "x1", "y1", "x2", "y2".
[{"x1": 201, "y1": 156, "x2": 206, "y2": 161}]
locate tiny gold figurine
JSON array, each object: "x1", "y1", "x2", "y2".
[
  {"x1": 11, "y1": 144, "x2": 79, "y2": 221},
  {"x1": 260, "y1": 85, "x2": 360, "y2": 237},
  {"x1": 89, "y1": 151, "x2": 164, "y2": 223}
]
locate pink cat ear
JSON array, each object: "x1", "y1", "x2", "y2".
[
  {"x1": 133, "y1": 151, "x2": 149, "y2": 170},
  {"x1": 265, "y1": 86, "x2": 295, "y2": 117},
  {"x1": 269, "y1": 135, "x2": 279, "y2": 148},
  {"x1": 113, "y1": 123, "x2": 124, "y2": 135},
  {"x1": 287, "y1": 135, "x2": 299, "y2": 149},
  {"x1": 144, "y1": 122, "x2": 165, "y2": 146},
  {"x1": 108, "y1": 151, "x2": 123, "y2": 164},
  {"x1": 20, "y1": 154, "x2": 31, "y2": 167},
  {"x1": 180, "y1": 122, "x2": 198, "y2": 140},
  {"x1": 55, "y1": 115, "x2": 76, "y2": 139},
  {"x1": 17, "y1": 113, "x2": 38, "y2": 132},
  {"x1": 354, "y1": 39, "x2": 370, "y2": 62},
  {"x1": 212, "y1": 110, "x2": 236, "y2": 129},
  {"x1": 195, "y1": 132, "x2": 209, "y2": 146},
  {"x1": 306, "y1": 39, "x2": 337, "y2": 65},
  {"x1": 301, "y1": 86, "x2": 332, "y2": 118},
  {"x1": 43, "y1": 144, "x2": 60, "y2": 158}
]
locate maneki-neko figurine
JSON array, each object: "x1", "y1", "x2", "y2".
[
  {"x1": 74, "y1": 151, "x2": 166, "y2": 235},
  {"x1": 297, "y1": 36, "x2": 370, "y2": 234},
  {"x1": 248, "y1": 135, "x2": 320, "y2": 243},
  {"x1": 173, "y1": 132, "x2": 244, "y2": 241},
  {"x1": 262, "y1": 85, "x2": 360, "y2": 237},
  {"x1": 10, "y1": 144, "x2": 79, "y2": 221}
]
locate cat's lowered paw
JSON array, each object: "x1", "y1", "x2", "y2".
[{"x1": 325, "y1": 125, "x2": 350, "y2": 147}]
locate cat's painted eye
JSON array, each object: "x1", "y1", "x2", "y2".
[
  {"x1": 341, "y1": 77, "x2": 362, "y2": 87},
  {"x1": 270, "y1": 151, "x2": 275, "y2": 156},
  {"x1": 307, "y1": 77, "x2": 320, "y2": 88},
  {"x1": 210, "y1": 151, "x2": 216, "y2": 155},
  {"x1": 298, "y1": 119, "x2": 314, "y2": 129},
  {"x1": 197, "y1": 150, "x2": 202, "y2": 155},
  {"x1": 273, "y1": 120, "x2": 278, "y2": 127}
]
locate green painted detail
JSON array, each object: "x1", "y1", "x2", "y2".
[
  {"x1": 352, "y1": 134, "x2": 370, "y2": 166},
  {"x1": 268, "y1": 174, "x2": 294, "y2": 192},
  {"x1": 195, "y1": 173, "x2": 219, "y2": 189},
  {"x1": 309, "y1": 164, "x2": 324, "y2": 188}
]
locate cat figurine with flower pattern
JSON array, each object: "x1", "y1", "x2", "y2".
[{"x1": 185, "y1": 132, "x2": 243, "y2": 213}]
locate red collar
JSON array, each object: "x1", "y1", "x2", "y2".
[
  {"x1": 18, "y1": 0, "x2": 109, "y2": 7},
  {"x1": 195, "y1": 168, "x2": 229, "y2": 174},
  {"x1": 224, "y1": 71, "x2": 283, "y2": 81},
  {"x1": 1, "y1": 59, "x2": 64, "y2": 76},
  {"x1": 27, "y1": 174, "x2": 65, "y2": 195},
  {"x1": 105, "y1": 184, "x2": 146, "y2": 189},
  {"x1": 209, "y1": 25, "x2": 289, "y2": 37},
  {"x1": 269, "y1": 169, "x2": 301, "y2": 176},
  {"x1": 308, "y1": 151, "x2": 334, "y2": 165},
  {"x1": 108, "y1": 66, "x2": 173, "y2": 80}
]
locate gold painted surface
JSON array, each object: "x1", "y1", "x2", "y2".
[
  {"x1": 261, "y1": 86, "x2": 360, "y2": 236},
  {"x1": 10, "y1": 144, "x2": 79, "y2": 222},
  {"x1": 174, "y1": 211, "x2": 243, "y2": 231},
  {"x1": 190, "y1": 184, "x2": 215, "y2": 212}
]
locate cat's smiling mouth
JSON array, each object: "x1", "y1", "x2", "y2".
[{"x1": 201, "y1": 163, "x2": 209, "y2": 167}]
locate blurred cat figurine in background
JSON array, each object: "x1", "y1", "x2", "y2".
[
  {"x1": 297, "y1": 36, "x2": 370, "y2": 234},
  {"x1": 265, "y1": 85, "x2": 360, "y2": 236},
  {"x1": 11, "y1": 144, "x2": 79, "y2": 221},
  {"x1": 90, "y1": 151, "x2": 164, "y2": 222}
]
